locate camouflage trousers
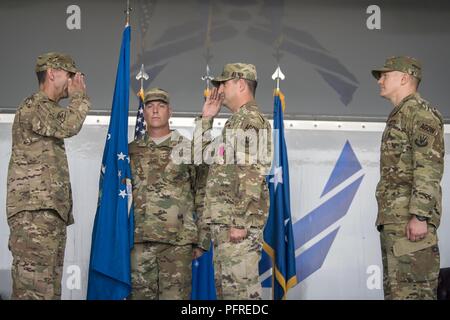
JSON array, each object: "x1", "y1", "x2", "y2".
[
  {"x1": 380, "y1": 224, "x2": 440, "y2": 300},
  {"x1": 7, "y1": 210, "x2": 66, "y2": 300},
  {"x1": 129, "y1": 242, "x2": 192, "y2": 300},
  {"x1": 211, "y1": 224, "x2": 263, "y2": 300}
]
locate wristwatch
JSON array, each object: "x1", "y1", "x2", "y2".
[{"x1": 414, "y1": 214, "x2": 428, "y2": 222}]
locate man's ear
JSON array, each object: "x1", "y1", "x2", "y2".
[
  {"x1": 47, "y1": 68, "x2": 54, "y2": 81},
  {"x1": 400, "y1": 73, "x2": 410, "y2": 86},
  {"x1": 168, "y1": 105, "x2": 173, "y2": 118},
  {"x1": 238, "y1": 78, "x2": 246, "y2": 93}
]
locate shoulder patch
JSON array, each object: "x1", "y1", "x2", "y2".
[
  {"x1": 418, "y1": 122, "x2": 437, "y2": 136},
  {"x1": 414, "y1": 135, "x2": 429, "y2": 147},
  {"x1": 57, "y1": 111, "x2": 66, "y2": 123},
  {"x1": 245, "y1": 110, "x2": 268, "y2": 128},
  {"x1": 128, "y1": 140, "x2": 144, "y2": 151},
  {"x1": 25, "y1": 98, "x2": 34, "y2": 107}
]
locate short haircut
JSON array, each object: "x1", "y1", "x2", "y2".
[
  {"x1": 226, "y1": 78, "x2": 257, "y2": 96},
  {"x1": 244, "y1": 79, "x2": 257, "y2": 96},
  {"x1": 410, "y1": 75, "x2": 420, "y2": 89},
  {"x1": 36, "y1": 71, "x2": 46, "y2": 85}
]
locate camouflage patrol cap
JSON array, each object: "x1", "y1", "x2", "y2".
[
  {"x1": 35, "y1": 52, "x2": 79, "y2": 73},
  {"x1": 144, "y1": 87, "x2": 170, "y2": 104},
  {"x1": 371, "y1": 56, "x2": 422, "y2": 81},
  {"x1": 212, "y1": 63, "x2": 257, "y2": 86}
]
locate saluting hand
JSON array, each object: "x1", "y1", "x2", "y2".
[
  {"x1": 202, "y1": 87, "x2": 223, "y2": 118},
  {"x1": 68, "y1": 72, "x2": 87, "y2": 96}
]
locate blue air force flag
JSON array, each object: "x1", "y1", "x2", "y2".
[
  {"x1": 260, "y1": 90, "x2": 297, "y2": 299},
  {"x1": 191, "y1": 241, "x2": 217, "y2": 300},
  {"x1": 87, "y1": 25, "x2": 134, "y2": 300}
]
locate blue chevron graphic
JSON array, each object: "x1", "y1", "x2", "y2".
[
  {"x1": 321, "y1": 140, "x2": 362, "y2": 197},
  {"x1": 261, "y1": 140, "x2": 363, "y2": 288},
  {"x1": 296, "y1": 227, "x2": 340, "y2": 282},
  {"x1": 293, "y1": 175, "x2": 364, "y2": 249}
]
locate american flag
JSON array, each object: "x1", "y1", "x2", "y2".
[{"x1": 134, "y1": 88, "x2": 146, "y2": 140}]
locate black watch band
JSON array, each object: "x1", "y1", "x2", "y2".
[{"x1": 414, "y1": 215, "x2": 428, "y2": 222}]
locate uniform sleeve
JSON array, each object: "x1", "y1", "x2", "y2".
[
  {"x1": 129, "y1": 144, "x2": 141, "y2": 190},
  {"x1": 191, "y1": 163, "x2": 211, "y2": 251},
  {"x1": 191, "y1": 117, "x2": 214, "y2": 249},
  {"x1": 409, "y1": 110, "x2": 444, "y2": 219},
  {"x1": 31, "y1": 92, "x2": 91, "y2": 138},
  {"x1": 193, "y1": 116, "x2": 215, "y2": 165},
  {"x1": 231, "y1": 123, "x2": 272, "y2": 228},
  {"x1": 129, "y1": 144, "x2": 144, "y2": 213},
  {"x1": 231, "y1": 163, "x2": 267, "y2": 228}
]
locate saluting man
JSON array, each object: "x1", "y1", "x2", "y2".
[{"x1": 7, "y1": 52, "x2": 90, "y2": 299}]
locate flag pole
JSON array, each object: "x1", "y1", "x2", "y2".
[
  {"x1": 201, "y1": 0, "x2": 214, "y2": 98},
  {"x1": 136, "y1": 64, "x2": 149, "y2": 96},
  {"x1": 271, "y1": 66, "x2": 285, "y2": 92},
  {"x1": 125, "y1": 0, "x2": 132, "y2": 26},
  {"x1": 201, "y1": 65, "x2": 213, "y2": 98},
  {"x1": 134, "y1": 64, "x2": 149, "y2": 140},
  {"x1": 272, "y1": 66, "x2": 286, "y2": 111}
]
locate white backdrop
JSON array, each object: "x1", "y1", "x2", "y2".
[{"x1": 0, "y1": 116, "x2": 449, "y2": 300}]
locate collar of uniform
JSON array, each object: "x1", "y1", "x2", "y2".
[
  {"x1": 389, "y1": 92, "x2": 420, "y2": 118},
  {"x1": 36, "y1": 90, "x2": 54, "y2": 104},
  {"x1": 132, "y1": 133, "x2": 149, "y2": 147},
  {"x1": 240, "y1": 99, "x2": 259, "y2": 112},
  {"x1": 137, "y1": 130, "x2": 183, "y2": 148},
  {"x1": 395, "y1": 92, "x2": 420, "y2": 109},
  {"x1": 224, "y1": 100, "x2": 257, "y2": 129},
  {"x1": 159, "y1": 130, "x2": 179, "y2": 148},
  {"x1": 229, "y1": 99, "x2": 259, "y2": 120}
]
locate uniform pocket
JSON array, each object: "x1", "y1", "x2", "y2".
[
  {"x1": 381, "y1": 122, "x2": 410, "y2": 168},
  {"x1": 393, "y1": 232, "x2": 437, "y2": 257},
  {"x1": 161, "y1": 161, "x2": 190, "y2": 183},
  {"x1": 396, "y1": 230, "x2": 440, "y2": 282}
]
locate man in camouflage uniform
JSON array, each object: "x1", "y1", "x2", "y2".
[
  {"x1": 195, "y1": 63, "x2": 272, "y2": 299},
  {"x1": 372, "y1": 56, "x2": 444, "y2": 300},
  {"x1": 128, "y1": 88, "x2": 209, "y2": 300},
  {"x1": 6, "y1": 52, "x2": 90, "y2": 299}
]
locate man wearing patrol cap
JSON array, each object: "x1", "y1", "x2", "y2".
[
  {"x1": 128, "y1": 88, "x2": 209, "y2": 299},
  {"x1": 6, "y1": 52, "x2": 90, "y2": 299},
  {"x1": 372, "y1": 56, "x2": 444, "y2": 299},
  {"x1": 194, "y1": 63, "x2": 271, "y2": 299}
]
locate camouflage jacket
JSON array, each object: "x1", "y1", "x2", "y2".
[
  {"x1": 194, "y1": 101, "x2": 272, "y2": 229},
  {"x1": 7, "y1": 90, "x2": 91, "y2": 225},
  {"x1": 376, "y1": 93, "x2": 444, "y2": 228},
  {"x1": 129, "y1": 131, "x2": 210, "y2": 249}
]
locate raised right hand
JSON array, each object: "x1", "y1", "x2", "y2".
[
  {"x1": 202, "y1": 87, "x2": 223, "y2": 118},
  {"x1": 68, "y1": 72, "x2": 87, "y2": 96}
]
